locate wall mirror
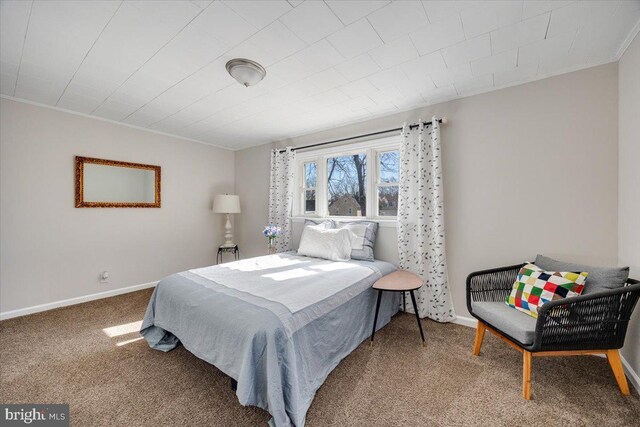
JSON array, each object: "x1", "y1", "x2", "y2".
[{"x1": 75, "y1": 156, "x2": 161, "y2": 208}]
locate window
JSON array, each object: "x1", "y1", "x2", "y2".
[
  {"x1": 302, "y1": 161, "x2": 316, "y2": 213},
  {"x1": 295, "y1": 136, "x2": 400, "y2": 220},
  {"x1": 327, "y1": 153, "x2": 366, "y2": 217},
  {"x1": 376, "y1": 151, "x2": 399, "y2": 217}
]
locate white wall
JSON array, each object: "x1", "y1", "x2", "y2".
[
  {"x1": 235, "y1": 63, "x2": 620, "y2": 322},
  {"x1": 235, "y1": 143, "x2": 271, "y2": 259},
  {"x1": 618, "y1": 33, "x2": 640, "y2": 380},
  {"x1": 0, "y1": 98, "x2": 234, "y2": 314}
]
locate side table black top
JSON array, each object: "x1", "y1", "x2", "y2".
[{"x1": 217, "y1": 245, "x2": 239, "y2": 264}]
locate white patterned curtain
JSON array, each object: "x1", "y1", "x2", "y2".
[
  {"x1": 268, "y1": 147, "x2": 296, "y2": 252},
  {"x1": 398, "y1": 118, "x2": 455, "y2": 322}
]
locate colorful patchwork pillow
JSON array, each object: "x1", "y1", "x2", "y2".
[{"x1": 505, "y1": 263, "x2": 588, "y2": 318}]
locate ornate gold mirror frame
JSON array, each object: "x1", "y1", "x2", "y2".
[{"x1": 75, "y1": 156, "x2": 161, "y2": 208}]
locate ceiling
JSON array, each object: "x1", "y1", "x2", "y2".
[{"x1": 1, "y1": 1, "x2": 639, "y2": 150}]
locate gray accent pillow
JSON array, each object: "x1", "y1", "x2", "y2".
[
  {"x1": 535, "y1": 254, "x2": 629, "y2": 295},
  {"x1": 336, "y1": 221, "x2": 378, "y2": 261}
]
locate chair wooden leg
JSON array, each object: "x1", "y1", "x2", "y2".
[
  {"x1": 607, "y1": 349, "x2": 630, "y2": 396},
  {"x1": 472, "y1": 322, "x2": 486, "y2": 356},
  {"x1": 523, "y1": 350, "x2": 532, "y2": 400}
]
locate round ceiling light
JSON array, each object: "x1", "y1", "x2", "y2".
[{"x1": 225, "y1": 58, "x2": 266, "y2": 87}]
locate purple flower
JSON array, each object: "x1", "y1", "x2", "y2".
[{"x1": 262, "y1": 225, "x2": 282, "y2": 239}]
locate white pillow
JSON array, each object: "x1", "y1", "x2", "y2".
[{"x1": 297, "y1": 226, "x2": 352, "y2": 261}]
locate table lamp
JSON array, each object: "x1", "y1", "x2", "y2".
[{"x1": 212, "y1": 194, "x2": 241, "y2": 247}]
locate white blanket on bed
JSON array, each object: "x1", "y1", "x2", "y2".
[{"x1": 189, "y1": 253, "x2": 374, "y2": 313}]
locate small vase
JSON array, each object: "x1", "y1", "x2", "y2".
[{"x1": 268, "y1": 239, "x2": 277, "y2": 255}]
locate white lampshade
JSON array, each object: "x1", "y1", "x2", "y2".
[{"x1": 213, "y1": 194, "x2": 241, "y2": 214}]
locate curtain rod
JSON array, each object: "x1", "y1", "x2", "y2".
[{"x1": 277, "y1": 117, "x2": 448, "y2": 153}]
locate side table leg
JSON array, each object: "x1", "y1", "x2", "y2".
[
  {"x1": 409, "y1": 290, "x2": 426, "y2": 346},
  {"x1": 370, "y1": 290, "x2": 383, "y2": 346}
]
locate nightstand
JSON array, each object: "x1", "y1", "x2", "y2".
[{"x1": 217, "y1": 245, "x2": 239, "y2": 264}]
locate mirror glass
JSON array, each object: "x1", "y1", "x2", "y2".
[
  {"x1": 75, "y1": 156, "x2": 161, "y2": 208},
  {"x1": 83, "y1": 164, "x2": 156, "y2": 203}
]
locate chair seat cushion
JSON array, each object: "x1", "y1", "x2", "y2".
[{"x1": 471, "y1": 301, "x2": 537, "y2": 345}]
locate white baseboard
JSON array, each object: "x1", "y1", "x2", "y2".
[
  {"x1": 452, "y1": 314, "x2": 639, "y2": 393},
  {"x1": 0, "y1": 281, "x2": 157, "y2": 321},
  {"x1": 621, "y1": 353, "x2": 640, "y2": 393},
  {"x1": 453, "y1": 315, "x2": 477, "y2": 328}
]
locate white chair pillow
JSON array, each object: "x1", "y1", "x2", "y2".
[{"x1": 297, "y1": 226, "x2": 352, "y2": 261}]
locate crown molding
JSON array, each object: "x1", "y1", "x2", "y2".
[{"x1": 616, "y1": 17, "x2": 640, "y2": 60}]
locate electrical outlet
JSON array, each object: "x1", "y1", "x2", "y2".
[{"x1": 100, "y1": 271, "x2": 110, "y2": 283}]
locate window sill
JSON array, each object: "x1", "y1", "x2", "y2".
[{"x1": 290, "y1": 216, "x2": 398, "y2": 228}]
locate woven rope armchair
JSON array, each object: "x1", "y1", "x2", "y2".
[{"x1": 466, "y1": 263, "x2": 640, "y2": 399}]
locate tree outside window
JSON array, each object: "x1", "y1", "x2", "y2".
[
  {"x1": 303, "y1": 161, "x2": 316, "y2": 213},
  {"x1": 296, "y1": 139, "x2": 399, "y2": 219},
  {"x1": 377, "y1": 151, "x2": 399, "y2": 216},
  {"x1": 327, "y1": 154, "x2": 366, "y2": 216}
]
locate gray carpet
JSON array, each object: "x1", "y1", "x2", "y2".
[{"x1": 1, "y1": 289, "x2": 638, "y2": 426}]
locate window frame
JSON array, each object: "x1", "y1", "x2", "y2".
[
  {"x1": 375, "y1": 149, "x2": 400, "y2": 218},
  {"x1": 293, "y1": 135, "x2": 400, "y2": 221},
  {"x1": 301, "y1": 160, "x2": 317, "y2": 214}
]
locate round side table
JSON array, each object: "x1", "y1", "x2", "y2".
[{"x1": 371, "y1": 270, "x2": 425, "y2": 346}]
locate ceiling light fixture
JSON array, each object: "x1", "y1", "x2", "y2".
[{"x1": 225, "y1": 58, "x2": 266, "y2": 87}]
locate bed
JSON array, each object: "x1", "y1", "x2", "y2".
[{"x1": 140, "y1": 252, "x2": 398, "y2": 427}]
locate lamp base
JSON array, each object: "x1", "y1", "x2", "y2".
[{"x1": 223, "y1": 213, "x2": 235, "y2": 247}]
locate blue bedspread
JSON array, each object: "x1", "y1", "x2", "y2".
[{"x1": 140, "y1": 253, "x2": 398, "y2": 427}]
